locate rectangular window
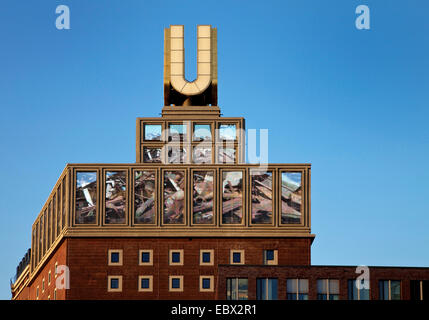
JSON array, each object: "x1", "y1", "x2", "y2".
[
  {"x1": 168, "y1": 123, "x2": 187, "y2": 142},
  {"x1": 230, "y1": 250, "x2": 244, "y2": 265},
  {"x1": 56, "y1": 187, "x2": 61, "y2": 238},
  {"x1": 193, "y1": 171, "x2": 214, "y2": 224},
  {"x1": 222, "y1": 171, "x2": 243, "y2": 224},
  {"x1": 348, "y1": 279, "x2": 370, "y2": 300},
  {"x1": 105, "y1": 171, "x2": 127, "y2": 224},
  {"x1": 169, "y1": 250, "x2": 184, "y2": 266},
  {"x1": 169, "y1": 276, "x2": 184, "y2": 292},
  {"x1": 200, "y1": 250, "x2": 214, "y2": 266},
  {"x1": 263, "y1": 250, "x2": 278, "y2": 265},
  {"x1": 193, "y1": 124, "x2": 212, "y2": 141},
  {"x1": 257, "y1": 278, "x2": 278, "y2": 300},
  {"x1": 48, "y1": 271, "x2": 51, "y2": 285},
  {"x1": 138, "y1": 275, "x2": 153, "y2": 292},
  {"x1": 317, "y1": 279, "x2": 340, "y2": 300},
  {"x1": 52, "y1": 196, "x2": 56, "y2": 243},
  {"x1": 134, "y1": 171, "x2": 156, "y2": 224},
  {"x1": 379, "y1": 280, "x2": 401, "y2": 300},
  {"x1": 167, "y1": 146, "x2": 187, "y2": 164},
  {"x1": 144, "y1": 124, "x2": 162, "y2": 141},
  {"x1": 163, "y1": 171, "x2": 185, "y2": 224},
  {"x1": 143, "y1": 147, "x2": 162, "y2": 163},
  {"x1": 227, "y1": 278, "x2": 248, "y2": 300},
  {"x1": 217, "y1": 147, "x2": 236, "y2": 164},
  {"x1": 48, "y1": 202, "x2": 52, "y2": 247},
  {"x1": 61, "y1": 177, "x2": 66, "y2": 230},
  {"x1": 218, "y1": 124, "x2": 237, "y2": 141},
  {"x1": 281, "y1": 172, "x2": 302, "y2": 224},
  {"x1": 139, "y1": 250, "x2": 153, "y2": 266},
  {"x1": 108, "y1": 249, "x2": 123, "y2": 266},
  {"x1": 192, "y1": 146, "x2": 212, "y2": 164},
  {"x1": 410, "y1": 280, "x2": 429, "y2": 301},
  {"x1": 108, "y1": 276, "x2": 122, "y2": 292},
  {"x1": 251, "y1": 171, "x2": 273, "y2": 224},
  {"x1": 75, "y1": 172, "x2": 97, "y2": 224},
  {"x1": 200, "y1": 276, "x2": 214, "y2": 292},
  {"x1": 287, "y1": 279, "x2": 309, "y2": 300}
]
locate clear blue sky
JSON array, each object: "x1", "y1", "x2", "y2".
[{"x1": 0, "y1": 0, "x2": 428, "y2": 299}]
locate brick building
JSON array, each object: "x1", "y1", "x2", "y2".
[{"x1": 10, "y1": 25, "x2": 429, "y2": 300}]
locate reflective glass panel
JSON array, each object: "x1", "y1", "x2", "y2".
[
  {"x1": 193, "y1": 171, "x2": 214, "y2": 224},
  {"x1": 251, "y1": 172, "x2": 273, "y2": 224},
  {"x1": 143, "y1": 147, "x2": 162, "y2": 163},
  {"x1": 144, "y1": 124, "x2": 162, "y2": 141},
  {"x1": 75, "y1": 172, "x2": 97, "y2": 224},
  {"x1": 134, "y1": 171, "x2": 156, "y2": 224},
  {"x1": 105, "y1": 171, "x2": 126, "y2": 224},
  {"x1": 193, "y1": 124, "x2": 212, "y2": 141},
  {"x1": 169, "y1": 124, "x2": 187, "y2": 141},
  {"x1": 222, "y1": 171, "x2": 243, "y2": 224},
  {"x1": 168, "y1": 146, "x2": 187, "y2": 163},
  {"x1": 193, "y1": 146, "x2": 212, "y2": 164},
  {"x1": 218, "y1": 147, "x2": 235, "y2": 164},
  {"x1": 281, "y1": 172, "x2": 302, "y2": 224},
  {"x1": 219, "y1": 124, "x2": 237, "y2": 140},
  {"x1": 163, "y1": 171, "x2": 185, "y2": 224}
]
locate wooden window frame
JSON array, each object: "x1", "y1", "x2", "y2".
[
  {"x1": 107, "y1": 275, "x2": 123, "y2": 292},
  {"x1": 138, "y1": 275, "x2": 153, "y2": 292},
  {"x1": 108, "y1": 249, "x2": 123, "y2": 266},
  {"x1": 169, "y1": 249, "x2": 184, "y2": 266},
  {"x1": 200, "y1": 275, "x2": 215, "y2": 292},
  {"x1": 169, "y1": 275, "x2": 184, "y2": 292},
  {"x1": 230, "y1": 250, "x2": 245, "y2": 265},
  {"x1": 139, "y1": 249, "x2": 153, "y2": 266},
  {"x1": 200, "y1": 249, "x2": 214, "y2": 266}
]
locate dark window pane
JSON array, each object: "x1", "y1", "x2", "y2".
[
  {"x1": 281, "y1": 172, "x2": 302, "y2": 224},
  {"x1": 266, "y1": 250, "x2": 274, "y2": 261},
  {"x1": 110, "y1": 252, "x2": 119, "y2": 263},
  {"x1": 202, "y1": 278, "x2": 211, "y2": 289},
  {"x1": 105, "y1": 171, "x2": 126, "y2": 224},
  {"x1": 75, "y1": 172, "x2": 97, "y2": 224},
  {"x1": 193, "y1": 171, "x2": 214, "y2": 224},
  {"x1": 134, "y1": 171, "x2": 156, "y2": 224},
  {"x1": 202, "y1": 252, "x2": 211, "y2": 263},
  {"x1": 251, "y1": 172, "x2": 273, "y2": 224},
  {"x1": 172, "y1": 252, "x2": 181, "y2": 263},
  {"x1": 232, "y1": 252, "x2": 241, "y2": 263},
  {"x1": 141, "y1": 252, "x2": 150, "y2": 263},
  {"x1": 110, "y1": 278, "x2": 119, "y2": 289},
  {"x1": 141, "y1": 278, "x2": 150, "y2": 289},
  {"x1": 172, "y1": 278, "x2": 181, "y2": 289}
]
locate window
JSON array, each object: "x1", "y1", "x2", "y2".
[
  {"x1": 139, "y1": 250, "x2": 153, "y2": 266},
  {"x1": 163, "y1": 171, "x2": 185, "y2": 224},
  {"x1": 144, "y1": 124, "x2": 162, "y2": 141},
  {"x1": 280, "y1": 172, "x2": 302, "y2": 224},
  {"x1": 218, "y1": 124, "x2": 237, "y2": 141},
  {"x1": 75, "y1": 171, "x2": 97, "y2": 224},
  {"x1": 263, "y1": 250, "x2": 278, "y2": 265},
  {"x1": 226, "y1": 278, "x2": 248, "y2": 300},
  {"x1": 48, "y1": 271, "x2": 51, "y2": 285},
  {"x1": 200, "y1": 250, "x2": 214, "y2": 266},
  {"x1": 251, "y1": 171, "x2": 273, "y2": 224},
  {"x1": 193, "y1": 146, "x2": 212, "y2": 164},
  {"x1": 169, "y1": 249, "x2": 184, "y2": 266},
  {"x1": 42, "y1": 278, "x2": 45, "y2": 292},
  {"x1": 287, "y1": 279, "x2": 309, "y2": 300},
  {"x1": 200, "y1": 276, "x2": 214, "y2": 292},
  {"x1": 138, "y1": 276, "x2": 153, "y2": 292},
  {"x1": 410, "y1": 280, "x2": 429, "y2": 301},
  {"x1": 167, "y1": 146, "x2": 187, "y2": 164},
  {"x1": 230, "y1": 250, "x2": 244, "y2": 265},
  {"x1": 107, "y1": 276, "x2": 122, "y2": 292},
  {"x1": 348, "y1": 279, "x2": 370, "y2": 300},
  {"x1": 168, "y1": 123, "x2": 188, "y2": 142},
  {"x1": 143, "y1": 147, "x2": 162, "y2": 163},
  {"x1": 169, "y1": 276, "x2": 184, "y2": 292},
  {"x1": 217, "y1": 147, "x2": 236, "y2": 164},
  {"x1": 53, "y1": 289, "x2": 57, "y2": 300},
  {"x1": 134, "y1": 171, "x2": 156, "y2": 224},
  {"x1": 379, "y1": 280, "x2": 401, "y2": 300},
  {"x1": 36, "y1": 286, "x2": 39, "y2": 300},
  {"x1": 108, "y1": 249, "x2": 123, "y2": 266},
  {"x1": 317, "y1": 279, "x2": 340, "y2": 300},
  {"x1": 54, "y1": 262, "x2": 58, "y2": 278},
  {"x1": 257, "y1": 278, "x2": 278, "y2": 300},
  {"x1": 193, "y1": 124, "x2": 212, "y2": 141},
  {"x1": 105, "y1": 171, "x2": 127, "y2": 224},
  {"x1": 222, "y1": 171, "x2": 243, "y2": 224},
  {"x1": 193, "y1": 171, "x2": 214, "y2": 224}
]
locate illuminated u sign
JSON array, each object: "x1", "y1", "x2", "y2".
[{"x1": 164, "y1": 25, "x2": 217, "y2": 105}]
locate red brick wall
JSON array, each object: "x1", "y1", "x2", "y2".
[{"x1": 65, "y1": 237, "x2": 311, "y2": 300}]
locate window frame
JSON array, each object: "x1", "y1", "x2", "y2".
[
  {"x1": 108, "y1": 249, "x2": 123, "y2": 266},
  {"x1": 263, "y1": 249, "x2": 278, "y2": 265},
  {"x1": 139, "y1": 249, "x2": 153, "y2": 266},
  {"x1": 317, "y1": 279, "x2": 340, "y2": 300},
  {"x1": 138, "y1": 275, "x2": 153, "y2": 292},
  {"x1": 107, "y1": 275, "x2": 123, "y2": 292},
  {"x1": 169, "y1": 249, "x2": 184, "y2": 266},
  {"x1": 199, "y1": 275, "x2": 215, "y2": 292},
  {"x1": 169, "y1": 275, "x2": 184, "y2": 292},
  {"x1": 200, "y1": 249, "x2": 214, "y2": 266},
  {"x1": 230, "y1": 250, "x2": 245, "y2": 265}
]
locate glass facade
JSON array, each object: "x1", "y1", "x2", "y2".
[
  {"x1": 105, "y1": 171, "x2": 127, "y2": 224},
  {"x1": 251, "y1": 171, "x2": 273, "y2": 224},
  {"x1": 281, "y1": 172, "x2": 302, "y2": 224},
  {"x1": 257, "y1": 278, "x2": 278, "y2": 300},
  {"x1": 134, "y1": 171, "x2": 156, "y2": 224},
  {"x1": 193, "y1": 171, "x2": 214, "y2": 224},
  {"x1": 222, "y1": 171, "x2": 243, "y2": 224},
  {"x1": 75, "y1": 172, "x2": 97, "y2": 224},
  {"x1": 163, "y1": 171, "x2": 185, "y2": 224},
  {"x1": 226, "y1": 278, "x2": 248, "y2": 300},
  {"x1": 143, "y1": 147, "x2": 162, "y2": 163}
]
